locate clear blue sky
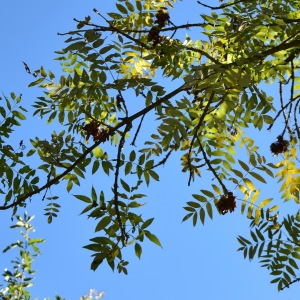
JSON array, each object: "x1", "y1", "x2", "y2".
[{"x1": 0, "y1": 1, "x2": 298, "y2": 299}]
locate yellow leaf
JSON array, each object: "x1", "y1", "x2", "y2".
[
  {"x1": 243, "y1": 178, "x2": 255, "y2": 191},
  {"x1": 290, "y1": 147, "x2": 297, "y2": 159},
  {"x1": 259, "y1": 198, "x2": 273, "y2": 208}
]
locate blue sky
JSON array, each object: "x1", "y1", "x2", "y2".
[{"x1": 0, "y1": 1, "x2": 299, "y2": 299}]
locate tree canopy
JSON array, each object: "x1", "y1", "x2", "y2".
[{"x1": 2, "y1": 0, "x2": 300, "y2": 295}]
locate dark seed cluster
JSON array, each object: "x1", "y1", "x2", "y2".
[
  {"x1": 154, "y1": 8, "x2": 170, "y2": 27},
  {"x1": 270, "y1": 135, "x2": 289, "y2": 155},
  {"x1": 216, "y1": 192, "x2": 236, "y2": 215},
  {"x1": 148, "y1": 8, "x2": 170, "y2": 47},
  {"x1": 82, "y1": 120, "x2": 103, "y2": 141}
]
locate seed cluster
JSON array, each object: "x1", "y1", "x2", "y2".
[
  {"x1": 82, "y1": 120, "x2": 103, "y2": 141},
  {"x1": 270, "y1": 135, "x2": 289, "y2": 155},
  {"x1": 148, "y1": 8, "x2": 170, "y2": 46},
  {"x1": 216, "y1": 192, "x2": 236, "y2": 215},
  {"x1": 154, "y1": 8, "x2": 170, "y2": 27}
]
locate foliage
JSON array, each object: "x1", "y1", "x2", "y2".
[
  {"x1": 0, "y1": 213, "x2": 45, "y2": 299},
  {"x1": 2, "y1": 0, "x2": 300, "y2": 292},
  {"x1": 237, "y1": 210, "x2": 300, "y2": 291},
  {"x1": 0, "y1": 214, "x2": 103, "y2": 299},
  {"x1": 80, "y1": 289, "x2": 105, "y2": 300}
]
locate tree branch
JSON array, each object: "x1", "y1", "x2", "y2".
[
  {"x1": 294, "y1": 98, "x2": 300, "y2": 139},
  {"x1": 0, "y1": 83, "x2": 187, "y2": 210},
  {"x1": 185, "y1": 46, "x2": 222, "y2": 65},
  {"x1": 92, "y1": 8, "x2": 149, "y2": 49},
  {"x1": 197, "y1": 0, "x2": 247, "y2": 10},
  {"x1": 58, "y1": 22, "x2": 209, "y2": 36},
  {"x1": 280, "y1": 277, "x2": 300, "y2": 290},
  {"x1": 151, "y1": 149, "x2": 173, "y2": 169},
  {"x1": 198, "y1": 137, "x2": 228, "y2": 194},
  {"x1": 254, "y1": 39, "x2": 300, "y2": 61},
  {"x1": 267, "y1": 94, "x2": 300, "y2": 131},
  {"x1": 130, "y1": 113, "x2": 145, "y2": 146},
  {"x1": 187, "y1": 93, "x2": 215, "y2": 186}
]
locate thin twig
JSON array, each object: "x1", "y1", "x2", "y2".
[
  {"x1": 57, "y1": 22, "x2": 209, "y2": 36},
  {"x1": 151, "y1": 149, "x2": 173, "y2": 169},
  {"x1": 187, "y1": 93, "x2": 215, "y2": 185},
  {"x1": 279, "y1": 81, "x2": 293, "y2": 136},
  {"x1": 59, "y1": 13, "x2": 300, "y2": 73},
  {"x1": 267, "y1": 94, "x2": 300, "y2": 131},
  {"x1": 294, "y1": 98, "x2": 300, "y2": 139},
  {"x1": 113, "y1": 123, "x2": 131, "y2": 247},
  {"x1": 185, "y1": 46, "x2": 222, "y2": 65},
  {"x1": 131, "y1": 114, "x2": 145, "y2": 146},
  {"x1": 280, "y1": 277, "x2": 300, "y2": 290},
  {"x1": 198, "y1": 137, "x2": 228, "y2": 194},
  {"x1": 41, "y1": 171, "x2": 51, "y2": 201},
  {"x1": 197, "y1": 0, "x2": 247, "y2": 10},
  {"x1": 290, "y1": 60, "x2": 298, "y2": 138},
  {"x1": 92, "y1": 8, "x2": 149, "y2": 49}
]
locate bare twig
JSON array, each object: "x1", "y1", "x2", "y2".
[
  {"x1": 198, "y1": 137, "x2": 228, "y2": 194},
  {"x1": 280, "y1": 277, "x2": 300, "y2": 290},
  {"x1": 267, "y1": 94, "x2": 300, "y2": 131},
  {"x1": 294, "y1": 98, "x2": 300, "y2": 139},
  {"x1": 185, "y1": 46, "x2": 222, "y2": 65},
  {"x1": 41, "y1": 171, "x2": 52, "y2": 201},
  {"x1": 187, "y1": 93, "x2": 215, "y2": 186},
  {"x1": 197, "y1": 0, "x2": 247, "y2": 10},
  {"x1": 151, "y1": 149, "x2": 173, "y2": 169},
  {"x1": 279, "y1": 81, "x2": 293, "y2": 137},
  {"x1": 113, "y1": 123, "x2": 131, "y2": 247},
  {"x1": 131, "y1": 114, "x2": 145, "y2": 146}
]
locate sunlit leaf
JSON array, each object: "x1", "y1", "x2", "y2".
[
  {"x1": 259, "y1": 198, "x2": 273, "y2": 208},
  {"x1": 255, "y1": 208, "x2": 261, "y2": 224}
]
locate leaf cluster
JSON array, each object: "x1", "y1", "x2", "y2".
[{"x1": 2, "y1": 0, "x2": 300, "y2": 290}]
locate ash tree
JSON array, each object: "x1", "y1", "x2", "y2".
[{"x1": 2, "y1": 0, "x2": 300, "y2": 292}]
